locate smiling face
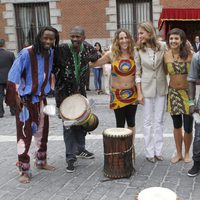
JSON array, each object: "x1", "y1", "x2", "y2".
[
  {"x1": 118, "y1": 31, "x2": 129, "y2": 51},
  {"x1": 69, "y1": 27, "x2": 85, "y2": 49},
  {"x1": 168, "y1": 34, "x2": 182, "y2": 49},
  {"x1": 40, "y1": 30, "x2": 56, "y2": 50},
  {"x1": 138, "y1": 27, "x2": 150, "y2": 44},
  {"x1": 70, "y1": 32, "x2": 84, "y2": 48}
]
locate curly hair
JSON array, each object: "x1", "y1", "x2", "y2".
[
  {"x1": 33, "y1": 26, "x2": 59, "y2": 54},
  {"x1": 166, "y1": 28, "x2": 190, "y2": 60},
  {"x1": 136, "y1": 21, "x2": 160, "y2": 52},
  {"x1": 111, "y1": 28, "x2": 135, "y2": 60}
]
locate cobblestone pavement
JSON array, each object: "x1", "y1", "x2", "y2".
[{"x1": 0, "y1": 89, "x2": 199, "y2": 200}]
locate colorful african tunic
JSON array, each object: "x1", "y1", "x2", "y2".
[
  {"x1": 110, "y1": 59, "x2": 138, "y2": 109},
  {"x1": 5, "y1": 46, "x2": 53, "y2": 174},
  {"x1": 166, "y1": 61, "x2": 190, "y2": 115}
]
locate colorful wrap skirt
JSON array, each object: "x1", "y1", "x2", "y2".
[
  {"x1": 167, "y1": 87, "x2": 190, "y2": 115},
  {"x1": 110, "y1": 86, "x2": 138, "y2": 110}
]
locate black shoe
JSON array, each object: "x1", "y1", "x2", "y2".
[
  {"x1": 76, "y1": 150, "x2": 94, "y2": 159},
  {"x1": 66, "y1": 160, "x2": 75, "y2": 173},
  {"x1": 187, "y1": 161, "x2": 200, "y2": 177},
  {"x1": 86, "y1": 88, "x2": 91, "y2": 91},
  {"x1": 0, "y1": 114, "x2": 3, "y2": 118}
]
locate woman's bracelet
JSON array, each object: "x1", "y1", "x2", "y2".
[{"x1": 188, "y1": 99, "x2": 196, "y2": 106}]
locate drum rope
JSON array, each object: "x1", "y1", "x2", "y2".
[{"x1": 104, "y1": 145, "x2": 133, "y2": 156}]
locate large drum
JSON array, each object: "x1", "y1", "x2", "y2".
[
  {"x1": 136, "y1": 187, "x2": 178, "y2": 200},
  {"x1": 103, "y1": 128, "x2": 134, "y2": 179},
  {"x1": 59, "y1": 94, "x2": 99, "y2": 131}
]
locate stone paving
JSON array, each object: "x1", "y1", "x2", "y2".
[{"x1": 0, "y1": 89, "x2": 200, "y2": 200}]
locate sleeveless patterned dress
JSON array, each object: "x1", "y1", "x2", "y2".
[
  {"x1": 110, "y1": 59, "x2": 138, "y2": 110},
  {"x1": 166, "y1": 61, "x2": 190, "y2": 115}
]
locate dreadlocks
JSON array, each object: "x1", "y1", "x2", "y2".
[{"x1": 33, "y1": 26, "x2": 59, "y2": 54}]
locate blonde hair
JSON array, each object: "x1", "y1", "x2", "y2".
[
  {"x1": 136, "y1": 21, "x2": 160, "y2": 51},
  {"x1": 111, "y1": 28, "x2": 135, "y2": 60}
]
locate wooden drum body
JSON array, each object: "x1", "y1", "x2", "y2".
[
  {"x1": 103, "y1": 128, "x2": 134, "y2": 179},
  {"x1": 59, "y1": 94, "x2": 98, "y2": 131},
  {"x1": 136, "y1": 187, "x2": 178, "y2": 200}
]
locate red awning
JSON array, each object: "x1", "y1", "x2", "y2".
[{"x1": 158, "y1": 8, "x2": 200, "y2": 30}]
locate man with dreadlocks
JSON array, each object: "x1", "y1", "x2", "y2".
[
  {"x1": 5, "y1": 26, "x2": 59, "y2": 183},
  {"x1": 53, "y1": 26, "x2": 99, "y2": 173}
]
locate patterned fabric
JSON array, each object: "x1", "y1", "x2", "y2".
[
  {"x1": 6, "y1": 46, "x2": 53, "y2": 103},
  {"x1": 53, "y1": 42, "x2": 98, "y2": 107},
  {"x1": 110, "y1": 87, "x2": 137, "y2": 110},
  {"x1": 16, "y1": 98, "x2": 49, "y2": 172},
  {"x1": 167, "y1": 87, "x2": 190, "y2": 115},
  {"x1": 166, "y1": 62, "x2": 190, "y2": 115},
  {"x1": 111, "y1": 59, "x2": 136, "y2": 77},
  {"x1": 110, "y1": 58, "x2": 137, "y2": 110},
  {"x1": 166, "y1": 62, "x2": 190, "y2": 75},
  {"x1": 6, "y1": 46, "x2": 52, "y2": 173}
]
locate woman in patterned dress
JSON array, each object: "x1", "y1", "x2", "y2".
[
  {"x1": 90, "y1": 28, "x2": 138, "y2": 144},
  {"x1": 164, "y1": 28, "x2": 194, "y2": 164}
]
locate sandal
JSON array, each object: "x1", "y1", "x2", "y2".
[
  {"x1": 19, "y1": 174, "x2": 30, "y2": 184},
  {"x1": 146, "y1": 157, "x2": 155, "y2": 163},
  {"x1": 35, "y1": 163, "x2": 56, "y2": 171},
  {"x1": 155, "y1": 155, "x2": 164, "y2": 161},
  {"x1": 19, "y1": 171, "x2": 32, "y2": 184}
]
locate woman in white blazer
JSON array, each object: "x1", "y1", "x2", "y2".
[{"x1": 134, "y1": 22, "x2": 168, "y2": 163}]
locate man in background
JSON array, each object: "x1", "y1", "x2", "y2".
[
  {"x1": 0, "y1": 39, "x2": 15, "y2": 118},
  {"x1": 192, "y1": 35, "x2": 200, "y2": 53}
]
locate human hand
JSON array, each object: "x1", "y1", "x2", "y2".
[
  {"x1": 15, "y1": 95, "x2": 22, "y2": 111},
  {"x1": 138, "y1": 93, "x2": 144, "y2": 105},
  {"x1": 189, "y1": 105, "x2": 199, "y2": 115}
]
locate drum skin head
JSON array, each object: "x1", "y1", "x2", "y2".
[
  {"x1": 103, "y1": 128, "x2": 132, "y2": 138},
  {"x1": 138, "y1": 187, "x2": 177, "y2": 200},
  {"x1": 60, "y1": 94, "x2": 88, "y2": 120}
]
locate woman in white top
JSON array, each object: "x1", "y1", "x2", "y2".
[
  {"x1": 93, "y1": 42, "x2": 103, "y2": 94},
  {"x1": 134, "y1": 22, "x2": 168, "y2": 163}
]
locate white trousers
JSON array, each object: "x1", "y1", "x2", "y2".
[{"x1": 143, "y1": 94, "x2": 166, "y2": 158}]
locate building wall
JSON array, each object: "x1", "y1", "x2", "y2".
[
  {"x1": 57, "y1": 0, "x2": 109, "y2": 40},
  {"x1": 1, "y1": 0, "x2": 200, "y2": 51},
  {"x1": 160, "y1": 0, "x2": 200, "y2": 8},
  {"x1": 0, "y1": 3, "x2": 8, "y2": 41},
  {"x1": 0, "y1": 0, "x2": 61, "y2": 52}
]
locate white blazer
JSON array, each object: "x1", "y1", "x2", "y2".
[{"x1": 134, "y1": 42, "x2": 168, "y2": 98}]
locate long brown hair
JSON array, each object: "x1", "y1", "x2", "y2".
[
  {"x1": 136, "y1": 21, "x2": 160, "y2": 52},
  {"x1": 166, "y1": 28, "x2": 190, "y2": 60},
  {"x1": 111, "y1": 28, "x2": 135, "y2": 60}
]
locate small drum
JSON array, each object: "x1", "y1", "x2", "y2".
[
  {"x1": 59, "y1": 94, "x2": 98, "y2": 131},
  {"x1": 136, "y1": 187, "x2": 178, "y2": 200},
  {"x1": 103, "y1": 128, "x2": 134, "y2": 179}
]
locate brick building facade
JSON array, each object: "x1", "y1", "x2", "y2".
[{"x1": 0, "y1": 0, "x2": 200, "y2": 52}]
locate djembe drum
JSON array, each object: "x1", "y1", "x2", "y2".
[
  {"x1": 136, "y1": 187, "x2": 179, "y2": 200},
  {"x1": 103, "y1": 128, "x2": 134, "y2": 178},
  {"x1": 59, "y1": 94, "x2": 98, "y2": 131}
]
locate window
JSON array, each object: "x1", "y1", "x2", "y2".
[
  {"x1": 14, "y1": 3, "x2": 50, "y2": 51},
  {"x1": 117, "y1": 0, "x2": 152, "y2": 39}
]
